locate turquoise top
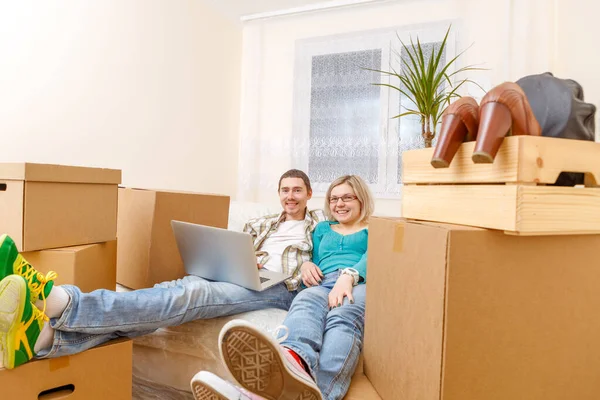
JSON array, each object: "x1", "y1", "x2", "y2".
[{"x1": 312, "y1": 221, "x2": 368, "y2": 283}]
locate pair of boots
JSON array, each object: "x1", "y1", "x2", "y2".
[
  {"x1": 431, "y1": 82, "x2": 541, "y2": 168},
  {"x1": 430, "y1": 73, "x2": 597, "y2": 184}
]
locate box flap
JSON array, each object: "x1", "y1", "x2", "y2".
[
  {"x1": 405, "y1": 218, "x2": 486, "y2": 232},
  {"x1": 0, "y1": 163, "x2": 121, "y2": 184},
  {"x1": 48, "y1": 243, "x2": 99, "y2": 253},
  {"x1": 120, "y1": 186, "x2": 228, "y2": 198},
  {"x1": 116, "y1": 188, "x2": 156, "y2": 288},
  {"x1": 374, "y1": 216, "x2": 484, "y2": 232}
]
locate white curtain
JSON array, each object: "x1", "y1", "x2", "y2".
[{"x1": 507, "y1": 0, "x2": 556, "y2": 81}]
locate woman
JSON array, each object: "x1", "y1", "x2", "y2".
[{"x1": 191, "y1": 175, "x2": 374, "y2": 400}]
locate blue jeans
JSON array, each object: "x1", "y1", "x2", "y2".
[
  {"x1": 36, "y1": 275, "x2": 296, "y2": 358},
  {"x1": 280, "y1": 271, "x2": 367, "y2": 400}
]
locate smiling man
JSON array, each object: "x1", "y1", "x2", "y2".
[{"x1": 245, "y1": 169, "x2": 326, "y2": 289}]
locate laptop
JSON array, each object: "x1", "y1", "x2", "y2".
[{"x1": 171, "y1": 220, "x2": 292, "y2": 291}]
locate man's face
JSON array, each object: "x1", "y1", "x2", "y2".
[{"x1": 278, "y1": 177, "x2": 312, "y2": 220}]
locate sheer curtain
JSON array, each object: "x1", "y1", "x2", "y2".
[{"x1": 298, "y1": 49, "x2": 382, "y2": 189}]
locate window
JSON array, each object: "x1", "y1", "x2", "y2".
[
  {"x1": 292, "y1": 24, "x2": 457, "y2": 197},
  {"x1": 308, "y1": 49, "x2": 382, "y2": 185}
]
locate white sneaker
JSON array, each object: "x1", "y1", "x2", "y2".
[
  {"x1": 218, "y1": 320, "x2": 323, "y2": 400},
  {"x1": 190, "y1": 370, "x2": 265, "y2": 400}
]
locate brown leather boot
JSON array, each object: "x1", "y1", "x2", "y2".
[
  {"x1": 472, "y1": 82, "x2": 541, "y2": 163},
  {"x1": 431, "y1": 97, "x2": 480, "y2": 168}
]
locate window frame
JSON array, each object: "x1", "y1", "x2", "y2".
[{"x1": 292, "y1": 22, "x2": 458, "y2": 198}]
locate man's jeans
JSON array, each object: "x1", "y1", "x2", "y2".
[
  {"x1": 36, "y1": 275, "x2": 296, "y2": 358},
  {"x1": 281, "y1": 270, "x2": 367, "y2": 400}
]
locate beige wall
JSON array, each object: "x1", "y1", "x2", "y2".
[
  {"x1": 239, "y1": 0, "x2": 600, "y2": 216},
  {"x1": 554, "y1": 0, "x2": 600, "y2": 138},
  {"x1": 0, "y1": 1, "x2": 242, "y2": 197}
]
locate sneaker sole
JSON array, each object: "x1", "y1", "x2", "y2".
[
  {"x1": 220, "y1": 322, "x2": 322, "y2": 400},
  {"x1": 190, "y1": 380, "x2": 229, "y2": 400},
  {"x1": 0, "y1": 275, "x2": 26, "y2": 370}
]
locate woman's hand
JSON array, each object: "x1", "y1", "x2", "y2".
[
  {"x1": 300, "y1": 261, "x2": 323, "y2": 287},
  {"x1": 328, "y1": 274, "x2": 354, "y2": 309}
]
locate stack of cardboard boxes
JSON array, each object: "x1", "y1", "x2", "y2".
[
  {"x1": 0, "y1": 163, "x2": 232, "y2": 399},
  {"x1": 0, "y1": 163, "x2": 132, "y2": 399},
  {"x1": 364, "y1": 137, "x2": 600, "y2": 399}
]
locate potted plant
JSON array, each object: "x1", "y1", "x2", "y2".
[{"x1": 370, "y1": 25, "x2": 483, "y2": 147}]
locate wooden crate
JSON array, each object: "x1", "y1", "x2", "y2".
[{"x1": 401, "y1": 136, "x2": 600, "y2": 235}]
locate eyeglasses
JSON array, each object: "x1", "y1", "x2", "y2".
[{"x1": 329, "y1": 195, "x2": 358, "y2": 204}]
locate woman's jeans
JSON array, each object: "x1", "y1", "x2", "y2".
[
  {"x1": 37, "y1": 275, "x2": 296, "y2": 358},
  {"x1": 281, "y1": 270, "x2": 367, "y2": 400}
]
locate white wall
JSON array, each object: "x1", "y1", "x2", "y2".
[
  {"x1": 0, "y1": 1, "x2": 242, "y2": 197},
  {"x1": 238, "y1": 0, "x2": 600, "y2": 216},
  {"x1": 554, "y1": 0, "x2": 600, "y2": 140}
]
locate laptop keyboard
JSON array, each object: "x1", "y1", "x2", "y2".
[{"x1": 260, "y1": 276, "x2": 270, "y2": 284}]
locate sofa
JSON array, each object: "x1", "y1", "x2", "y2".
[{"x1": 123, "y1": 201, "x2": 378, "y2": 399}]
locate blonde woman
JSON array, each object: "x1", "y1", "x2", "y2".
[{"x1": 192, "y1": 175, "x2": 374, "y2": 400}]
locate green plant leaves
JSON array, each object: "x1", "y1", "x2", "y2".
[{"x1": 366, "y1": 24, "x2": 486, "y2": 143}]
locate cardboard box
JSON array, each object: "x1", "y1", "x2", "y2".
[
  {"x1": 345, "y1": 374, "x2": 382, "y2": 399},
  {"x1": 23, "y1": 241, "x2": 117, "y2": 293},
  {"x1": 117, "y1": 188, "x2": 230, "y2": 289},
  {"x1": 364, "y1": 217, "x2": 600, "y2": 400},
  {"x1": 0, "y1": 339, "x2": 132, "y2": 399},
  {"x1": 0, "y1": 163, "x2": 121, "y2": 251}
]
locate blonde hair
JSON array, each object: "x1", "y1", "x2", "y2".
[{"x1": 324, "y1": 175, "x2": 374, "y2": 224}]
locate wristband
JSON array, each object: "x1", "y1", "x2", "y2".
[{"x1": 341, "y1": 268, "x2": 360, "y2": 286}]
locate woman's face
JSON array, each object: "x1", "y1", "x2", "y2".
[{"x1": 329, "y1": 183, "x2": 362, "y2": 225}]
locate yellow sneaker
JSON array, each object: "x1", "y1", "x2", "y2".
[
  {"x1": 0, "y1": 274, "x2": 47, "y2": 369},
  {"x1": 0, "y1": 234, "x2": 57, "y2": 308}
]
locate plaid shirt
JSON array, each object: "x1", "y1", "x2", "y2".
[{"x1": 243, "y1": 208, "x2": 327, "y2": 291}]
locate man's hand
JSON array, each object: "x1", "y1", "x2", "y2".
[
  {"x1": 300, "y1": 261, "x2": 323, "y2": 287},
  {"x1": 328, "y1": 274, "x2": 354, "y2": 309},
  {"x1": 257, "y1": 263, "x2": 263, "y2": 269}
]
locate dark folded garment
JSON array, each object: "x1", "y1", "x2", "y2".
[{"x1": 516, "y1": 72, "x2": 597, "y2": 186}]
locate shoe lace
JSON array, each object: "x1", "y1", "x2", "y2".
[
  {"x1": 15, "y1": 257, "x2": 58, "y2": 317},
  {"x1": 15, "y1": 304, "x2": 48, "y2": 359},
  {"x1": 273, "y1": 325, "x2": 289, "y2": 343},
  {"x1": 272, "y1": 325, "x2": 317, "y2": 382}
]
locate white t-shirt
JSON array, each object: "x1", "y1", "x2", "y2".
[{"x1": 260, "y1": 220, "x2": 306, "y2": 273}]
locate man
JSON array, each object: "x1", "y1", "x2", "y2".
[
  {"x1": 0, "y1": 169, "x2": 326, "y2": 370},
  {"x1": 246, "y1": 169, "x2": 325, "y2": 290}
]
